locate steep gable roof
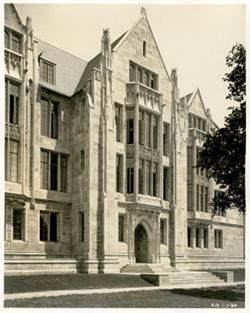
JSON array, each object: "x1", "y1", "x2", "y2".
[
  {"x1": 75, "y1": 32, "x2": 127, "y2": 94},
  {"x1": 4, "y1": 3, "x2": 25, "y2": 33},
  {"x1": 37, "y1": 38, "x2": 87, "y2": 97},
  {"x1": 112, "y1": 8, "x2": 170, "y2": 80}
]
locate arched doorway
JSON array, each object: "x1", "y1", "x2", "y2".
[{"x1": 134, "y1": 224, "x2": 149, "y2": 263}]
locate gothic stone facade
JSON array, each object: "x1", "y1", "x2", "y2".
[{"x1": 4, "y1": 4, "x2": 244, "y2": 274}]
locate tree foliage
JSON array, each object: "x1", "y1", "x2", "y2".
[{"x1": 198, "y1": 43, "x2": 246, "y2": 214}]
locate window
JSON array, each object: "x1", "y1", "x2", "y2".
[
  {"x1": 5, "y1": 81, "x2": 19, "y2": 125},
  {"x1": 145, "y1": 113, "x2": 151, "y2": 147},
  {"x1": 163, "y1": 167, "x2": 169, "y2": 201},
  {"x1": 116, "y1": 154, "x2": 123, "y2": 193},
  {"x1": 163, "y1": 123, "x2": 170, "y2": 156},
  {"x1": 129, "y1": 64, "x2": 135, "y2": 81},
  {"x1": 12, "y1": 34, "x2": 21, "y2": 54},
  {"x1": 205, "y1": 186, "x2": 209, "y2": 212},
  {"x1": 115, "y1": 104, "x2": 122, "y2": 142},
  {"x1": 127, "y1": 109, "x2": 134, "y2": 144},
  {"x1": 4, "y1": 29, "x2": 22, "y2": 53},
  {"x1": 40, "y1": 98, "x2": 59, "y2": 139},
  {"x1": 153, "y1": 116, "x2": 158, "y2": 149},
  {"x1": 40, "y1": 211, "x2": 58, "y2": 242},
  {"x1": 40, "y1": 60, "x2": 55, "y2": 84},
  {"x1": 143, "y1": 41, "x2": 147, "y2": 57},
  {"x1": 152, "y1": 162, "x2": 158, "y2": 197},
  {"x1": 145, "y1": 160, "x2": 151, "y2": 195},
  {"x1": 214, "y1": 229, "x2": 223, "y2": 249},
  {"x1": 50, "y1": 153, "x2": 58, "y2": 191},
  {"x1": 144, "y1": 72, "x2": 149, "y2": 86},
  {"x1": 79, "y1": 212, "x2": 85, "y2": 242},
  {"x1": 60, "y1": 155, "x2": 67, "y2": 192},
  {"x1": 200, "y1": 185, "x2": 204, "y2": 212},
  {"x1": 13, "y1": 209, "x2": 24, "y2": 240},
  {"x1": 40, "y1": 150, "x2": 68, "y2": 192},
  {"x1": 214, "y1": 190, "x2": 227, "y2": 216},
  {"x1": 118, "y1": 214, "x2": 125, "y2": 242},
  {"x1": 151, "y1": 75, "x2": 156, "y2": 89},
  {"x1": 129, "y1": 61, "x2": 158, "y2": 90},
  {"x1": 137, "y1": 68, "x2": 142, "y2": 83},
  {"x1": 189, "y1": 113, "x2": 206, "y2": 131},
  {"x1": 5, "y1": 139, "x2": 19, "y2": 182},
  {"x1": 51, "y1": 102, "x2": 58, "y2": 139},
  {"x1": 196, "y1": 228, "x2": 201, "y2": 248},
  {"x1": 4, "y1": 30, "x2": 9, "y2": 49},
  {"x1": 204, "y1": 228, "x2": 209, "y2": 248},
  {"x1": 196, "y1": 185, "x2": 200, "y2": 211},
  {"x1": 187, "y1": 227, "x2": 192, "y2": 247},
  {"x1": 139, "y1": 110, "x2": 144, "y2": 145},
  {"x1": 127, "y1": 157, "x2": 134, "y2": 194},
  {"x1": 139, "y1": 159, "x2": 144, "y2": 194},
  {"x1": 80, "y1": 149, "x2": 85, "y2": 171},
  {"x1": 40, "y1": 150, "x2": 49, "y2": 189},
  {"x1": 160, "y1": 219, "x2": 167, "y2": 244}
]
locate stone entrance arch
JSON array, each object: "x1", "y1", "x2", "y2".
[{"x1": 134, "y1": 223, "x2": 149, "y2": 263}]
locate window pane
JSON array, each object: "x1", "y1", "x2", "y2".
[
  {"x1": 51, "y1": 102, "x2": 58, "y2": 139},
  {"x1": 118, "y1": 214, "x2": 125, "y2": 242},
  {"x1": 153, "y1": 116, "x2": 158, "y2": 149},
  {"x1": 79, "y1": 212, "x2": 84, "y2": 242},
  {"x1": 50, "y1": 212, "x2": 57, "y2": 242},
  {"x1": 9, "y1": 83, "x2": 19, "y2": 124},
  {"x1": 139, "y1": 111, "x2": 144, "y2": 145},
  {"x1": 116, "y1": 154, "x2": 123, "y2": 193},
  {"x1": 41, "y1": 99, "x2": 49, "y2": 137},
  {"x1": 50, "y1": 153, "x2": 58, "y2": 190},
  {"x1": 9, "y1": 140, "x2": 18, "y2": 182},
  {"x1": 60, "y1": 155, "x2": 67, "y2": 192},
  {"x1": 11, "y1": 34, "x2": 21, "y2": 53},
  {"x1": 138, "y1": 159, "x2": 144, "y2": 194},
  {"x1": 40, "y1": 150, "x2": 49, "y2": 189},
  {"x1": 13, "y1": 209, "x2": 23, "y2": 240},
  {"x1": 5, "y1": 30, "x2": 9, "y2": 49},
  {"x1": 40, "y1": 212, "x2": 49, "y2": 241}
]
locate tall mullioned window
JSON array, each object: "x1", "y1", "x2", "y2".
[
  {"x1": 126, "y1": 157, "x2": 134, "y2": 194},
  {"x1": 139, "y1": 159, "x2": 144, "y2": 194},
  {"x1": 41, "y1": 98, "x2": 59, "y2": 139},
  {"x1": 40, "y1": 211, "x2": 58, "y2": 242},
  {"x1": 4, "y1": 28, "x2": 22, "y2": 54},
  {"x1": 40, "y1": 150, "x2": 68, "y2": 192},
  {"x1": 139, "y1": 110, "x2": 144, "y2": 145},
  {"x1": 115, "y1": 104, "x2": 122, "y2": 142},
  {"x1": 129, "y1": 61, "x2": 158, "y2": 91},
  {"x1": 126, "y1": 109, "x2": 134, "y2": 144},
  {"x1": 5, "y1": 80, "x2": 19, "y2": 125},
  {"x1": 163, "y1": 167, "x2": 169, "y2": 201},
  {"x1": 152, "y1": 116, "x2": 158, "y2": 150},
  {"x1": 116, "y1": 154, "x2": 123, "y2": 193},
  {"x1": 152, "y1": 162, "x2": 158, "y2": 197},
  {"x1": 163, "y1": 123, "x2": 170, "y2": 156},
  {"x1": 118, "y1": 214, "x2": 125, "y2": 242},
  {"x1": 79, "y1": 212, "x2": 85, "y2": 242},
  {"x1": 13, "y1": 209, "x2": 25, "y2": 240},
  {"x1": 214, "y1": 229, "x2": 223, "y2": 249},
  {"x1": 5, "y1": 139, "x2": 19, "y2": 183}
]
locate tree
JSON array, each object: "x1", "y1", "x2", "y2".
[{"x1": 198, "y1": 43, "x2": 246, "y2": 214}]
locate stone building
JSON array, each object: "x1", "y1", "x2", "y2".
[{"x1": 4, "y1": 4, "x2": 244, "y2": 274}]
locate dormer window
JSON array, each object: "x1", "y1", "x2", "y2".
[
  {"x1": 40, "y1": 59, "x2": 56, "y2": 85},
  {"x1": 143, "y1": 40, "x2": 147, "y2": 57}
]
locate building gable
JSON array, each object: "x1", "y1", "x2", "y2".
[
  {"x1": 4, "y1": 4, "x2": 24, "y2": 33},
  {"x1": 113, "y1": 8, "x2": 170, "y2": 81},
  {"x1": 188, "y1": 89, "x2": 207, "y2": 120}
]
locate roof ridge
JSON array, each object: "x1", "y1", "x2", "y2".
[{"x1": 35, "y1": 37, "x2": 87, "y2": 63}]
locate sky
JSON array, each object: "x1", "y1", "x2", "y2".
[{"x1": 14, "y1": 3, "x2": 246, "y2": 127}]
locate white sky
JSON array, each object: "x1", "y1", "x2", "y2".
[{"x1": 14, "y1": 3, "x2": 246, "y2": 126}]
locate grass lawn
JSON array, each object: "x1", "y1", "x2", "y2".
[
  {"x1": 4, "y1": 285, "x2": 245, "y2": 308},
  {"x1": 5, "y1": 274, "x2": 152, "y2": 294}
]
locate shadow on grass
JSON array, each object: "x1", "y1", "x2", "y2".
[{"x1": 170, "y1": 285, "x2": 245, "y2": 302}]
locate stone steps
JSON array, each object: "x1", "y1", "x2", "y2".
[{"x1": 121, "y1": 264, "x2": 224, "y2": 286}]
